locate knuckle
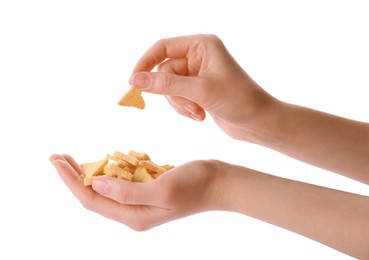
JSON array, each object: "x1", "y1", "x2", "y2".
[
  {"x1": 197, "y1": 34, "x2": 223, "y2": 46},
  {"x1": 155, "y1": 73, "x2": 172, "y2": 93},
  {"x1": 204, "y1": 34, "x2": 221, "y2": 42},
  {"x1": 154, "y1": 38, "x2": 166, "y2": 47}
]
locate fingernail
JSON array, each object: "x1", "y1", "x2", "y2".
[
  {"x1": 190, "y1": 113, "x2": 203, "y2": 121},
  {"x1": 131, "y1": 73, "x2": 150, "y2": 89},
  {"x1": 184, "y1": 104, "x2": 203, "y2": 121},
  {"x1": 184, "y1": 104, "x2": 197, "y2": 114},
  {"x1": 92, "y1": 179, "x2": 110, "y2": 195}
]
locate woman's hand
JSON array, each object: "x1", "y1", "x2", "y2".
[
  {"x1": 49, "y1": 154, "x2": 231, "y2": 230},
  {"x1": 49, "y1": 152, "x2": 369, "y2": 258},
  {"x1": 129, "y1": 34, "x2": 278, "y2": 141}
]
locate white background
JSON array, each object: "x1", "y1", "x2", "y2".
[{"x1": 1, "y1": 0, "x2": 368, "y2": 259}]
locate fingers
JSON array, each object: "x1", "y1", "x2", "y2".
[
  {"x1": 50, "y1": 155, "x2": 118, "y2": 216},
  {"x1": 143, "y1": 57, "x2": 206, "y2": 120},
  {"x1": 51, "y1": 158, "x2": 98, "y2": 204},
  {"x1": 132, "y1": 72, "x2": 211, "y2": 104},
  {"x1": 166, "y1": 96, "x2": 206, "y2": 121},
  {"x1": 62, "y1": 154, "x2": 83, "y2": 175},
  {"x1": 92, "y1": 176, "x2": 164, "y2": 207},
  {"x1": 49, "y1": 154, "x2": 173, "y2": 230},
  {"x1": 157, "y1": 58, "x2": 189, "y2": 76},
  {"x1": 131, "y1": 72, "x2": 209, "y2": 121},
  {"x1": 49, "y1": 154, "x2": 82, "y2": 175},
  {"x1": 131, "y1": 34, "x2": 210, "y2": 74},
  {"x1": 49, "y1": 154, "x2": 64, "y2": 163},
  {"x1": 128, "y1": 34, "x2": 226, "y2": 121},
  {"x1": 156, "y1": 58, "x2": 206, "y2": 121}
]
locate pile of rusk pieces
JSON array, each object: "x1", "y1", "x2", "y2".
[
  {"x1": 82, "y1": 150, "x2": 174, "y2": 185},
  {"x1": 82, "y1": 87, "x2": 174, "y2": 185}
]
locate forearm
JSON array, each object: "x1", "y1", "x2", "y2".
[
  {"x1": 221, "y1": 164, "x2": 369, "y2": 259},
  {"x1": 248, "y1": 100, "x2": 369, "y2": 184}
]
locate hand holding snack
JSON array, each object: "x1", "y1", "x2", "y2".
[
  {"x1": 49, "y1": 154, "x2": 230, "y2": 230},
  {"x1": 127, "y1": 34, "x2": 277, "y2": 141}
]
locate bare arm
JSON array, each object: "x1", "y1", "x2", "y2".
[
  {"x1": 247, "y1": 101, "x2": 369, "y2": 184},
  {"x1": 49, "y1": 35, "x2": 369, "y2": 259},
  {"x1": 223, "y1": 163, "x2": 369, "y2": 259},
  {"x1": 50, "y1": 155, "x2": 369, "y2": 259},
  {"x1": 129, "y1": 34, "x2": 369, "y2": 184}
]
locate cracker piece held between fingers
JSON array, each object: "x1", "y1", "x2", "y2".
[{"x1": 117, "y1": 86, "x2": 145, "y2": 109}]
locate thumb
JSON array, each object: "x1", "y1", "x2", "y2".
[
  {"x1": 92, "y1": 176, "x2": 161, "y2": 207},
  {"x1": 130, "y1": 72, "x2": 209, "y2": 104}
]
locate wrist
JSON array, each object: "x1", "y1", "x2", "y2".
[
  {"x1": 210, "y1": 163, "x2": 261, "y2": 214},
  {"x1": 240, "y1": 94, "x2": 285, "y2": 145},
  {"x1": 201, "y1": 160, "x2": 235, "y2": 211},
  {"x1": 204, "y1": 160, "x2": 257, "y2": 213}
]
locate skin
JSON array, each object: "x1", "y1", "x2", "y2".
[{"x1": 50, "y1": 34, "x2": 369, "y2": 259}]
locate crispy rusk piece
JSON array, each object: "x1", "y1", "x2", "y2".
[
  {"x1": 122, "y1": 165, "x2": 136, "y2": 174},
  {"x1": 150, "y1": 172, "x2": 162, "y2": 179},
  {"x1": 82, "y1": 158, "x2": 108, "y2": 186},
  {"x1": 103, "y1": 163, "x2": 118, "y2": 177},
  {"x1": 114, "y1": 151, "x2": 139, "y2": 166},
  {"x1": 133, "y1": 165, "x2": 154, "y2": 182},
  {"x1": 103, "y1": 162, "x2": 133, "y2": 181},
  {"x1": 162, "y1": 164, "x2": 175, "y2": 171},
  {"x1": 82, "y1": 150, "x2": 173, "y2": 184},
  {"x1": 128, "y1": 150, "x2": 150, "y2": 161},
  {"x1": 106, "y1": 154, "x2": 130, "y2": 167},
  {"x1": 117, "y1": 86, "x2": 145, "y2": 109},
  {"x1": 149, "y1": 164, "x2": 174, "y2": 179},
  {"x1": 84, "y1": 176, "x2": 97, "y2": 186},
  {"x1": 139, "y1": 160, "x2": 167, "y2": 174}
]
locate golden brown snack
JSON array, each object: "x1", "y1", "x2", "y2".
[
  {"x1": 117, "y1": 86, "x2": 145, "y2": 109},
  {"x1": 81, "y1": 150, "x2": 174, "y2": 186},
  {"x1": 106, "y1": 154, "x2": 130, "y2": 167},
  {"x1": 128, "y1": 150, "x2": 150, "y2": 161},
  {"x1": 82, "y1": 158, "x2": 108, "y2": 186},
  {"x1": 139, "y1": 160, "x2": 167, "y2": 174},
  {"x1": 114, "y1": 151, "x2": 139, "y2": 166},
  {"x1": 133, "y1": 166, "x2": 154, "y2": 182},
  {"x1": 103, "y1": 162, "x2": 133, "y2": 181}
]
